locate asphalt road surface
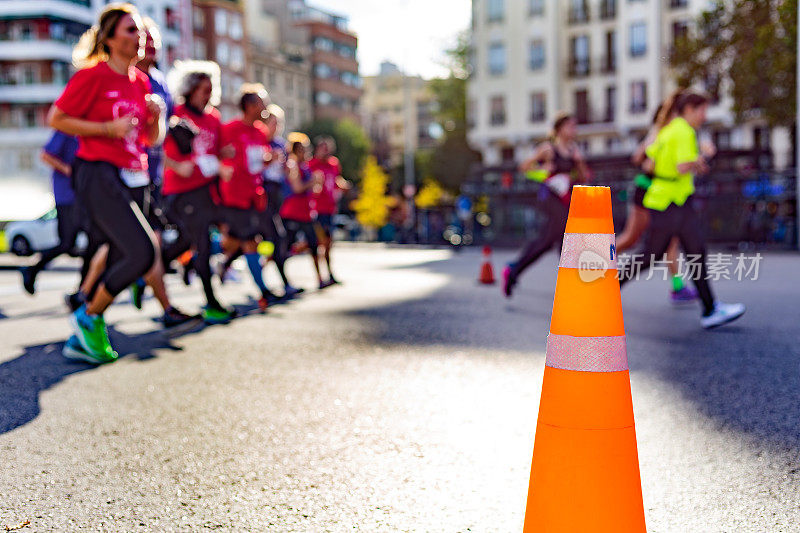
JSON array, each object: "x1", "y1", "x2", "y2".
[{"x1": 0, "y1": 245, "x2": 798, "y2": 532}]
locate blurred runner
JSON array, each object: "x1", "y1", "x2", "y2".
[
  {"x1": 262, "y1": 105, "x2": 302, "y2": 298},
  {"x1": 19, "y1": 131, "x2": 81, "y2": 294},
  {"x1": 617, "y1": 90, "x2": 699, "y2": 305},
  {"x1": 617, "y1": 90, "x2": 745, "y2": 329},
  {"x1": 218, "y1": 84, "x2": 279, "y2": 311},
  {"x1": 502, "y1": 113, "x2": 590, "y2": 298},
  {"x1": 310, "y1": 136, "x2": 350, "y2": 286},
  {"x1": 281, "y1": 134, "x2": 325, "y2": 288},
  {"x1": 161, "y1": 66, "x2": 236, "y2": 324},
  {"x1": 50, "y1": 3, "x2": 161, "y2": 362}
]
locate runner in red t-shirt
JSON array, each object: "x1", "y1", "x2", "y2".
[
  {"x1": 160, "y1": 68, "x2": 235, "y2": 324},
  {"x1": 218, "y1": 85, "x2": 279, "y2": 310},
  {"x1": 281, "y1": 135, "x2": 324, "y2": 288},
  {"x1": 49, "y1": 4, "x2": 163, "y2": 363},
  {"x1": 309, "y1": 136, "x2": 351, "y2": 286}
]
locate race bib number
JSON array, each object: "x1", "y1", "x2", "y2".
[
  {"x1": 196, "y1": 154, "x2": 220, "y2": 178},
  {"x1": 246, "y1": 145, "x2": 265, "y2": 175},
  {"x1": 545, "y1": 173, "x2": 571, "y2": 198},
  {"x1": 120, "y1": 168, "x2": 149, "y2": 188}
]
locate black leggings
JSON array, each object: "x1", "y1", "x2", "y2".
[
  {"x1": 161, "y1": 185, "x2": 221, "y2": 309},
  {"x1": 31, "y1": 203, "x2": 83, "y2": 273},
  {"x1": 73, "y1": 159, "x2": 157, "y2": 297},
  {"x1": 509, "y1": 191, "x2": 569, "y2": 281},
  {"x1": 618, "y1": 201, "x2": 715, "y2": 315}
]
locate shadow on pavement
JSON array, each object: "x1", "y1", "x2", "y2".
[
  {"x1": 343, "y1": 250, "x2": 800, "y2": 451},
  {"x1": 0, "y1": 322, "x2": 203, "y2": 435}
]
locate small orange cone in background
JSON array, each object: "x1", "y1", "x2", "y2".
[
  {"x1": 523, "y1": 186, "x2": 646, "y2": 532},
  {"x1": 478, "y1": 245, "x2": 496, "y2": 284}
]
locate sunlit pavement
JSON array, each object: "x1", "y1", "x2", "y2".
[{"x1": 0, "y1": 244, "x2": 798, "y2": 531}]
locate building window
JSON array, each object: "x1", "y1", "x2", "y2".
[
  {"x1": 568, "y1": 0, "x2": 589, "y2": 24},
  {"x1": 215, "y1": 9, "x2": 228, "y2": 36},
  {"x1": 52, "y1": 61, "x2": 68, "y2": 84},
  {"x1": 629, "y1": 22, "x2": 647, "y2": 57},
  {"x1": 342, "y1": 71, "x2": 360, "y2": 87},
  {"x1": 488, "y1": 42, "x2": 506, "y2": 76},
  {"x1": 600, "y1": 0, "x2": 616, "y2": 19},
  {"x1": 713, "y1": 130, "x2": 731, "y2": 149},
  {"x1": 630, "y1": 81, "x2": 647, "y2": 113},
  {"x1": 193, "y1": 8, "x2": 205, "y2": 31},
  {"x1": 569, "y1": 35, "x2": 590, "y2": 76},
  {"x1": 229, "y1": 13, "x2": 243, "y2": 40},
  {"x1": 603, "y1": 31, "x2": 616, "y2": 72},
  {"x1": 165, "y1": 7, "x2": 178, "y2": 31},
  {"x1": 489, "y1": 95, "x2": 506, "y2": 126},
  {"x1": 575, "y1": 90, "x2": 590, "y2": 124},
  {"x1": 22, "y1": 107, "x2": 37, "y2": 128},
  {"x1": 314, "y1": 63, "x2": 332, "y2": 78},
  {"x1": 49, "y1": 22, "x2": 66, "y2": 41},
  {"x1": 230, "y1": 45, "x2": 244, "y2": 72},
  {"x1": 530, "y1": 92, "x2": 546, "y2": 123},
  {"x1": 670, "y1": 0, "x2": 689, "y2": 8},
  {"x1": 605, "y1": 85, "x2": 616, "y2": 122},
  {"x1": 313, "y1": 37, "x2": 334, "y2": 51},
  {"x1": 316, "y1": 91, "x2": 332, "y2": 106},
  {"x1": 216, "y1": 41, "x2": 230, "y2": 66},
  {"x1": 672, "y1": 20, "x2": 689, "y2": 48},
  {"x1": 529, "y1": 0, "x2": 544, "y2": 16},
  {"x1": 193, "y1": 39, "x2": 207, "y2": 60},
  {"x1": 338, "y1": 44, "x2": 356, "y2": 59},
  {"x1": 487, "y1": 0, "x2": 504, "y2": 22},
  {"x1": 529, "y1": 40, "x2": 545, "y2": 71}
]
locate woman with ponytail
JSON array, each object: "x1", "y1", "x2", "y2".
[{"x1": 48, "y1": 3, "x2": 164, "y2": 363}]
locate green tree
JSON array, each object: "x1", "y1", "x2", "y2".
[
  {"x1": 300, "y1": 118, "x2": 371, "y2": 181},
  {"x1": 427, "y1": 31, "x2": 481, "y2": 191},
  {"x1": 670, "y1": 0, "x2": 797, "y2": 127}
]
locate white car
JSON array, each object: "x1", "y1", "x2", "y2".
[{"x1": 4, "y1": 208, "x2": 87, "y2": 256}]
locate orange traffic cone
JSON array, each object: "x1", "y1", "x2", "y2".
[
  {"x1": 479, "y1": 245, "x2": 496, "y2": 284},
  {"x1": 523, "y1": 186, "x2": 646, "y2": 532}
]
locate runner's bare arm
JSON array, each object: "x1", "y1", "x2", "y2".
[
  {"x1": 143, "y1": 94, "x2": 164, "y2": 146},
  {"x1": 40, "y1": 151, "x2": 71, "y2": 176},
  {"x1": 520, "y1": 143, "x2": 553, "y2": 172}
]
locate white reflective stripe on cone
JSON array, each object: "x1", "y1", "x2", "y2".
[
  {"x1": 559, "y1": 233, "x2": 617, "y2": 270},
  {"x1": 545, "y1": 333, "x2": 628, "y2": 372}
]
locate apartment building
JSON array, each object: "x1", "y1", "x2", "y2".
[
  {"x1": 291, "y1": 3, "x2": 362, "y2": 123},
  {"x1": 361, "y1": 61, "x2": 439, "y2": 168},
  {"x1": 191, "y1": 0, "x2": 247, "y2": 119},
  {"x1": 243, "y1": 0, "x2": 312, "y2": 132},
  {"x1": 467, "y1": 0, "x2": 792, "y2": 168}
]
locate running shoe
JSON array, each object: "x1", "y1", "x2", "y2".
[
  {"x1": 64, "y1": 291, "x2": 86, "y2": 312},
  {"x1": 328, "y1": 275, "x2": 340, "y2": 285},
  {"x1": 162, "y1": 307, "x2": 200, "y2": 328},
  {"x1": 202, "y1": 304, "x2": 236, "y2": 325},
  {"x1": 20, "y1": 266, "x2": 36, "y2": 295},
  {"x1": 283, "y1": 285, "x2": 304, "y2": 299},
  {"x1": 502, "y1": 265, "x2": 516, "y2": 298},
  {"x1": 129, "y1": 278, "x2": 146, "y2": 310},
  {"x1": 670, "y1": 286, "x2": 698, "y2": 306},
  {"x1": 62, "y1": 334, "x2": 117, "y2": 364},
  {"x1": 319, "y1": 279, "x2": 335, "y2": 290},
  {"x1": 69, "y1": 306, "x2": 116, "y2": 361},
  {"x1": 701, "y1": 302, "x2": 746, "y2": 329}
]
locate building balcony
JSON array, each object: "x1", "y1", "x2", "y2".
[
  {"x1": 0, "y1": 127, "x2": 50, "y2": 146},
  {"x1": 0, "y1": 40, "x2": 73, "y2": 61},
  {"x1": 0, "y1": 0, "x2": 94, "y2": 25},
  {"x1": 599, "y1": 55, "x2": 616, "y2": 74},
  {"x1": 567, "y1": 59, "x2": 591, "y2": 78},
  {"x1": 669, "y1": 0, "x2": 689, "y2": 8},
  {"x1": 0, "y1": 83, "x2": 64, "y2": 103},
  {"x1": 575, "y1": 106, "x2": 615, "y2": 126},
  {"x1": 567, "y1": 5, "x2": 590, "y2": 25}
]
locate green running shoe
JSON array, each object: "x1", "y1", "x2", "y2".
[
  {"x1": 62, "y1": 335, "x2": 117, "y2": 364},
  {"x1": 202, "y1": 305, "x2": 236, "y2": 325},
  {"x1": 70, "y1": 306, "x2": 117, "y2": 361}
]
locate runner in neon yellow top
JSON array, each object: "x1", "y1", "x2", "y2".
[
  {"x1": 642, "y1": 116, "x2": 699, "y2": 211},
  {"x1": 617, "y1": 90, "x2": 745, "y2": 329}
]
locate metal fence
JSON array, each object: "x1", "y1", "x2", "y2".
[{"x1": 460, "y1": 156, "x2": 797, "y2": 250}]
